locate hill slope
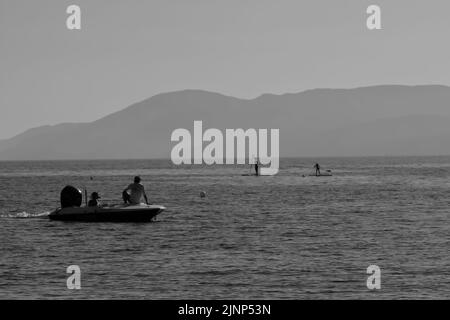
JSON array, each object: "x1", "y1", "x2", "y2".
[{"x1": 1, "y1": 85, "x2": 450, "y2": 160}]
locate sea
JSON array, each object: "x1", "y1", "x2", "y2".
[{"x1": 0, "y1": 157, "x2": 448, "y2": 299}]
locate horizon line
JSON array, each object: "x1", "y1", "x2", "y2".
[{"x1": 2, "y1": 154, "x2": 450, "y2": 163}]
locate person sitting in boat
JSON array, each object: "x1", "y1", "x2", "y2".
[
  {"x1": 122, "y1": 176, "x2": 149, "y2": 205},
  {"x1": 88, "y1": 192, "x2": 101, "y2": 207},
  {"x1": 314, "y1": 163, "x2": 321, "y2": 176}
]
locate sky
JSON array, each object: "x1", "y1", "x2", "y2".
[{"x1": 1, "y1": 0, "x2": 450, "y2": 139}]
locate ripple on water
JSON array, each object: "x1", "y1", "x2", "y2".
[{"x1": 0, "y1": 157, "x2": 449, "y2": 299}]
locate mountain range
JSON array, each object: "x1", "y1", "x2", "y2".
[{"x1": 1, "y1": 85, "x2": 450, "y2": 160}]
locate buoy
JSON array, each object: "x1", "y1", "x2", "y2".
[{"x1": 200, "y1": 191, "x2": 206, "y2": 198}]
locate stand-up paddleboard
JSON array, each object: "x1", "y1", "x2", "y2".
[{"x1": 308, "y1": 173, "x2": 332, "y2": 177}]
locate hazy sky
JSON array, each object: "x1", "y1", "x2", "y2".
[{"x1": 1, "y1": 0, "x2": 450, "y2": 139}]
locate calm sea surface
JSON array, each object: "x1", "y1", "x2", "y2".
[{"x1": 0, "y1": 157, "x2": 449, "y2": 299}]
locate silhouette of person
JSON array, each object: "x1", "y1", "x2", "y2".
[
  {"x1": 314, "y1": 163, "x2": 321, "y2": 176},
  {"x1": 122, "y1": 176, "x2": 149, "y2": 205},
  {"x1": 88, "y1": 192, "x2": 101, "y2": 207}
]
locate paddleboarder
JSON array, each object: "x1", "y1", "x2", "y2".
[
  {"x1": 314, "y1": 163, "x2": 321, "y2": 176},
  {"x1": 255, "y1": 158, "x2": 260, "y2": 176}
]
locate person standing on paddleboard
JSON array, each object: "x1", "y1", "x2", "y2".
[
  {"x1": 255, "y1": 158, "x2": 260, "y2": 176},
  {"x1": 314, "y1": 163, "x2": 321, "y2": 176}
]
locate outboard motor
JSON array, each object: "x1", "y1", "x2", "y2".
[{"x1": 60, "y1": 185, "x2": 82, "y2": 208}]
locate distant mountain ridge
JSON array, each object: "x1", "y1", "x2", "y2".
[{"x1": 1, "y1": 85, "x2": 450, "y2": 160}]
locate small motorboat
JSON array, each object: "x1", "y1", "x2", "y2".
[{"x1": 49, "y1": 185, "x2": 166, "y2": 222}]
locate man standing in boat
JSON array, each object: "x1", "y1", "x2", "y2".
[{"x1": 122, "y1": 176, "x2": 149, "y2": 205}]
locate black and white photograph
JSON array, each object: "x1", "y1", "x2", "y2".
[{"x1": 0, "y1": 0, "x2": 449, "y2": 309}]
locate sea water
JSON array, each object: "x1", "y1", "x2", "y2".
[{"x1": 0, "y1": 157, "x2": 448, "y2": 299}]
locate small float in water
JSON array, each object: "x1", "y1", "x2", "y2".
[{"x1": 49, "y1": 186, "x2": 165, "y2": 222}]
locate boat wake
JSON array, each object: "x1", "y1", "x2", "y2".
[{"x1": 0, "y1": 211, "x2": 50, "y2": 219}]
